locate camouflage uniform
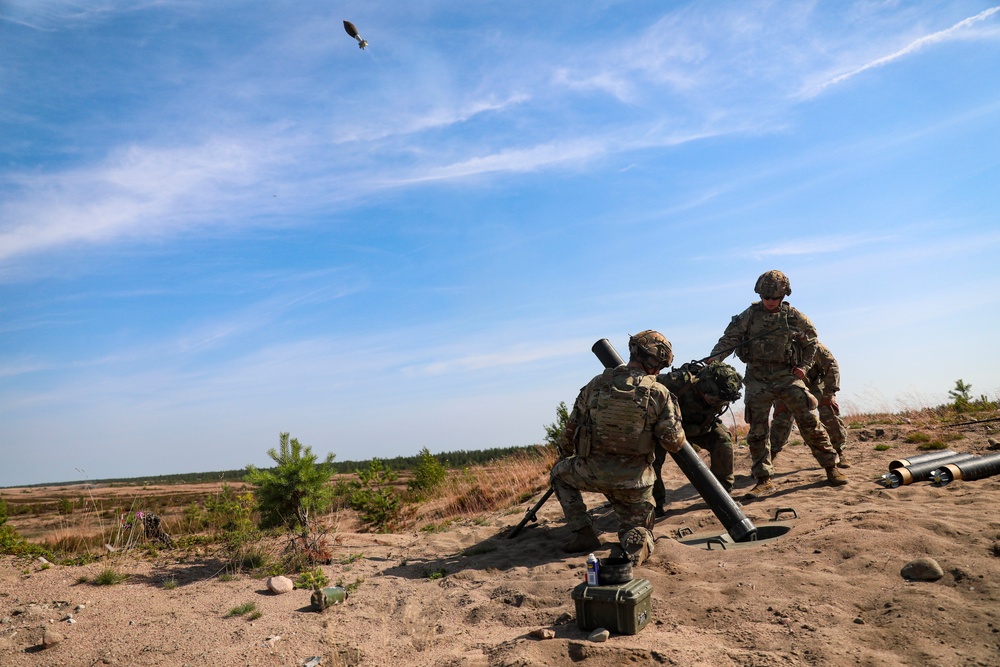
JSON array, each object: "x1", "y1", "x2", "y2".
[
  {"x1": 552, "y1": 364, "x2": 685, "y2": 561},
  {"x1": 770, "y1": 342, "x2": 847, "y2": 459},
  {"x1": 710, "y1": 273, "x2": 840, "y2": 486},
  {"x1": 654, "y1": 363, "x2": 738, "y2": 502}
]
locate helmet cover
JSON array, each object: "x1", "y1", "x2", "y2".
[
  {"x1": 754, "y1": 270, "x2": 792, "y2": 298},
  {"x1": 628, "y1": 330, "x2": 674, "y2": 369}
]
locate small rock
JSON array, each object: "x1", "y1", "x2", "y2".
[
  {"x1": 987, "y1": 438, "x2": 1000, "y2": 450},
  {"x1": 529, "y1": 628, "x2": 555, "y2": 639},
  {"x1": 42, "y1": 629, "x2": 64, "y2": 647},
  {"x1": 75, "y1": 605, "x2": 85, "y2": 612},
  {"x1": 588, "y1": 628, "x2": 610, "y2": 642},
  {"x1": 901, "y1": 558, "x2": 944, "y2": 581},
  {"x1": 853, "y1": 617, "x2": 865, "y2": 624},
  {"x1": 303, "y1": 657, "x2": 322, "y2": 667},
  {"x1": 266, "y1": 576, "x2": 294, "y2": 595},
  {"x1": 37, "y1": 557, "x2": 51, "y2": 566}
]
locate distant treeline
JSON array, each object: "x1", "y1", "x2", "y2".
[{"x1": 5, "y1": 445, "x2": 549, "y2": 489}]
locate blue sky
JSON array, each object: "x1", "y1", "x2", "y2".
[{"x1": 2, "y1": 1, "x2": 999, "y2": 487}]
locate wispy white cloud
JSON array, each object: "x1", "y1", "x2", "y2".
[
  {"x1": 0, "y1": 138, "x2": 270, "y2": 260},
  {"x1": 748, "y1": 233, "x2": 899, "y2": 260},
  {"x1": 811, "y1": 5, "x2": 1000, "y2": 94},
  {"x1": 400, "y1": 339, "x2": 593, "y2": 377}
]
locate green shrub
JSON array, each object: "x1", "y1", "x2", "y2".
[
  {"x1": 294, "y1": 568, "x2": 330, "y2": 590},
  {"x1": 407, "y1": 448, "x2": 447, "y2": 498},
  {"x1": 905, "y1": 432, "x2": 930, "y2": 444},
  {"x1": 544, "y1": 401, "x2": 570, "y2": 449},
  {"x1": 918, "y1": 440, "x2": 948, "y2": 451},
  {"x1": 94, "y1": 568, "x2": 128, "y2": 586},
  {"x1": 873, "y1": 444, "x2": 892, "y2": 451},
  {"x1": 205, "y1": 485, "x2": 265, "y2": 571},
  {"x1": 0, "y1": 524, "x2": 53, "y2": 559},
  {"x1": 226, "y1": 602, "x2": 261, "y2": 620},
  {"x1": 348, "y1": 458, "x2": 403, "y2": 533}
]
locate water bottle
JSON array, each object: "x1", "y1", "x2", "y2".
[{"x1": 586, "y1": 553, "x2": 600, "y2": 586}]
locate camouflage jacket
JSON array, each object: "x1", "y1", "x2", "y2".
[
  {"x1": 710, "y1": 301, "x2": 818, "y2": 371},
  {"x1": 561, "y1": 365, "x2": 685, "y2": 488},
  {"x1": 656, "y1": 368, "x2": 726, "y2": 437},
  {"x1": 803, "y1": 342, "x2": 841, "y2": 397}
]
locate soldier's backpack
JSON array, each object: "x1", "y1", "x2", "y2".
[{"x1": 588, "y1": 368, "x2": 657, "y2": 457}]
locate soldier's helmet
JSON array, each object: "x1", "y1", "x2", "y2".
[
  {"x1": 754, "y1": 270, "x2": 792, "y2": 298},
  {"x1": 696, "y1": 361, "x2": 743, "y2": 402},
  {"x1": 628, "y1": 330, "x2": 674, "y2": 369}
]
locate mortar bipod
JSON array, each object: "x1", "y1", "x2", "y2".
[{"x1": 674, "y1": 508, "x2": 797, "y2": 550}]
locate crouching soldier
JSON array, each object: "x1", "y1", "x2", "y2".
[
  {"x1": 551, "y1": 330, "x2": 685, "y2": 567},
  {"x1": 653, "y1": 361, "x2": 743, "y2": 515}
]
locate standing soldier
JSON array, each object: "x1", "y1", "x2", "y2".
[
  {"x1": 709, "y1": 270, "x2": 847, "y2": 497},
  {"x1": 551, "y1": 330, "x2": 686, "y2": 567},
  {"x1": 769, "y1": 341, "x2": 849, "y2": 467},
  {"x1": 653, "y1": 361, "x2": 743, "y2": 514}
]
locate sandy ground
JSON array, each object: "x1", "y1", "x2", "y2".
[{"x1": 3, "y1": 425, "x2": 1000, "y2": 667}]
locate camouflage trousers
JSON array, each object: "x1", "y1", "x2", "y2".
[
  {"x1": 654, "y1": 423, "x2": 735, "y2": 504},
  {"x1": 549, "y1": 456, "x2": 655, "y2": 549},
  {"x1": 744, "y1": 367, "x2": 838, "y2": 480},
  {"x1": 770, "y1": 393, "x2": 847, "y2": 454}
]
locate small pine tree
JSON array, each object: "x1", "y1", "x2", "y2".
[
  {"x1": 246, "y1": 433, "x2": 337, "y2": 538},
  {"x1": 407, "y1": 448, "x2": 447, "y2": 497},
  {"x1": 348, "y1": 458, "x2": 402, "y2": 532},
  {"x1": 543, "y1": 401, "x2": 570, "y2": 449},
  {"x1": 0, "y1": 497, "x2": 8, "y2": 527},
  {"x1": 949, "y1": 379, "x2": 973, "y2": 411}
]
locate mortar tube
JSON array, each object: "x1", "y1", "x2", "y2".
[
  {"x1": 930, "y1": 452, "x2": 1000, "y2": 486},
  {"x1": 591, "y1": 339, "x2": 757, "y2": 543},
  {"x1": 888, "y1": 450, "x2": 957, "y2": 470},
  {"x1": 881, "y1": 453, "x2": 975, "y2": 488}
]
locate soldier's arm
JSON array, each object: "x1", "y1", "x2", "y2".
[
  {"x1": 709, "y1": 309, "x2": 751, "y2": 361},
  {"x1": 788, "y1": 307, "x2": 819, "y2": 374},
  {"x1": 652, "y1": 391, "x2": 686, "y2": 453},
  {"x1": 559, "y1": 385, "x2": 590, "y2": 458},
  {"x1": 820, "y1": 347, "x2": 841, "y2": 396}
]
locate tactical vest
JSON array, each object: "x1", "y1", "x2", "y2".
[
  {"x1": 587, "y1": 368, "x2": 657, "y2": 457},
  {"x1": 742, "y1": 304, "x2": 801, "y2": 366}
]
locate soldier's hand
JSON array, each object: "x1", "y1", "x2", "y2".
[
  {"x1": 792, "y1": 366, "x2": 807, "y2": 381},
  {"x1": 821, "y1": 395, "x2": 840, "y2": 414},
  {"x1": 663, "y1": 437, "x2": 685, "y2": 454}
]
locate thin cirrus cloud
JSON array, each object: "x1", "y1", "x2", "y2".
[
  {"x1": 809, "y1": 5, "x2": 1000, "y2": 95},
  {"x1": 0, "y1": 139, "x2": 267, "y2": 261}
]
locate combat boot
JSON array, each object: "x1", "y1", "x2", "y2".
[
  {"x1": 563, "y1": 525, "x2": 602, "y2": 553},
  {"x1": 835, "y1": 450, "x2": 851, "y2": 468},
  {"x1": 744, "y1": 477, "x2": 775, "y2": 499},
  {"x1": 654, "y1": 504, "x2": 667, "y2": 518},
  {"x1": 826, "y1": 466, "x2": 848, "y2": 486},
  {"x1": 621, "y1": 528, "x2": 652, "y2": 568}
]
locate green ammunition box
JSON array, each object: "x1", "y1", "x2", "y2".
[{"x1": 571, "y1": 577, "x2": 653, "y2": 635}]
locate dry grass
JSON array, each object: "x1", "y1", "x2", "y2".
[{"x1": 404, "y1": 447, "x2": 558, "y2": 527}]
